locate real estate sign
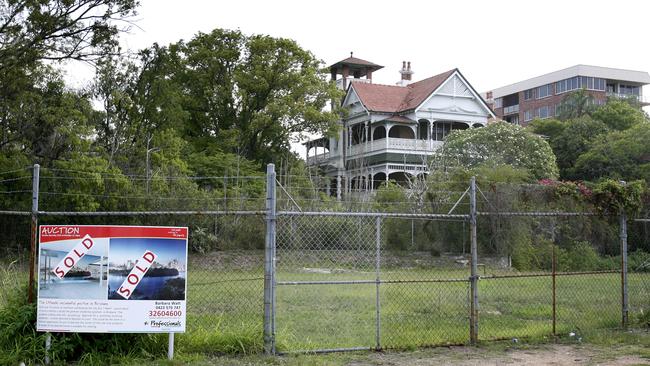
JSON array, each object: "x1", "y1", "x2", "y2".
[{"x1": 36, "y1": 225, "x2": 188, "y2": 333}]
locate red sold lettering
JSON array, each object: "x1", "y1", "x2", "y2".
[
  {"x1": 135, "y1": 264, "x2": 148, "y2": 273},
  {"x1": 118, "y1": 286, "x2": 131, "y2": 297},
  {"x1": 81, "y1": 238, "x2": 93, "y2": 249},
  {"x1": 117, "y1": 249, "x2": 157, "y2": 299},
  {"x1": 64, "y1": 257, "x2": 75, "y2": 268},
  {"x1": 51, "y1": 234, "x2": 94, "y2": 279},
  {"x1": 54, "y1": 267, "x2": 65, "y2": 277},
  {"x1": 142, "y1": 251, "x2": 155, "y2": 263}
]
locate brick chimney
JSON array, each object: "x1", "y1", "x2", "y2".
[{"x1": 397, "y1": 61, "x2": 414, "y2": 86}]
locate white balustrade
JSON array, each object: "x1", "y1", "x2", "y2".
[{"x1": 346, "y1": 138, "x2": 437, "y2": 158}]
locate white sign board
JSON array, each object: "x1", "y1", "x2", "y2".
[{"x1": 37, "y1": 225, "x2": 188, "y2": 333}]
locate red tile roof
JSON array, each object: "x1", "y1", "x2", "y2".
[
  {"x1": 350, "y1": 69, "x2": 457, "y2": 113},
  {"x1": 330, "y1": 56, "x2": 383, "y2": 69},
  {"x1": 351, "y1": 81, "x2": 410, "y2": 113}
]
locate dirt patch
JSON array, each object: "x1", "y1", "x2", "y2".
[{"x1": 349, "y1": 345, "x2": 649, "y2": 366}]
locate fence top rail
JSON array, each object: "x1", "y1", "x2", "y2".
[
  {"x1": 477, "y1": 211, "x2": 602, "y2": 217},
  {"x1": 0, "y1": 210, "x2": 30, "y2": 216},
  {"x1": 37, "y1": 210, "x2": 266, "y2": 216},
  {"x1": 482, "y1": 269, "x2": 620, "y2": 280},
  {"x1": 276, "y1": 211, "x2": 470, "y2": 219},
  {"x1": 634, "y1": 218, "x2": 650, "y2": 222}
]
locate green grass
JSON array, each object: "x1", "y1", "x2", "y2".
[
  {"x1": 177, "y1": 259, "x2": 650, "y2": 354},
  {"x1": 1, "y1": 254, "x2": 650, "y2": 363}
]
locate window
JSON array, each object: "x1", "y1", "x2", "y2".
[
  {"x1": 524, "y1": 110, "x2": 533, "y2": 122},
  {"x1": 494, "y1": 98, "x2": 502, "y2": 108},
  {"x1": 536, "y1": 106, "x2": 550, "y2": 119},
  {"x1": 620, "y1": 84, "x2": 640, "y2": 96},
  {"x1": 432, "y1": 122, "x2": 451, "y2": 141},
  {"x1": 537, "y1": 84, "x2": 551, "y2": 99},
  {"x1": 556, "y1": 76, "x2": 605, "y2": 94},
  {"x1": 523, "y1": 89, "x2": 534, "y2": 100}
]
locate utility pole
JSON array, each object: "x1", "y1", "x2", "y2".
[{"x1": 145, "y1": 134, "x2": 160, "y2": 195}]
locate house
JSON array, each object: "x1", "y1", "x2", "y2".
[
  {"x1": 483, "y1": 65, "x2": 650, "y2": 126},
  {"x1": 304, "y1": 55, "x2": 494, "y2": 199}
]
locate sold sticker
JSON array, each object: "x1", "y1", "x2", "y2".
[
  {"x1": 52, "y1": 234, "x2": 94, "y2": 279},
  {"x1": 117, "y1": 250, "x2": 157, "y2": 299}
]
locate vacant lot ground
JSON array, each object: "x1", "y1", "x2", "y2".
[{"x1": 201, "y1": 330, "x2": 650, "y2": 366}]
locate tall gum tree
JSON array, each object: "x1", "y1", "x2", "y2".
[{"x1": 137, "y1": 29, "x2": 343, "y2": 165}]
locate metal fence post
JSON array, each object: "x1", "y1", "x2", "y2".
[
  {"x1": 375, "y1": 216, "x2": 381, "y2": 351},
  {"x1": 28, "y1": 163, "x2": 40, "y2": 304},
  {"x1": 552, "y1": 244, "x2": 557, "y2": 335},
  {"x1": 264, "y1": 163, "x2": 277, "y2": 354},
  {"x1": 469, "y1": 176, "x2": 479, "y2": 344},
  {"x1": 620, "y1": 209, "x2": 628, "y2": 329}
]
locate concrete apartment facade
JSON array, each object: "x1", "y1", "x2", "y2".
[{"x1": 484, "y1": 65, "x2": 650, "y2": 126}]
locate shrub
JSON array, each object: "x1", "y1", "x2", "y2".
[
  {"x1": 627, "y1": 250, "x2": 650, "y2": 272},
  {"x1": 0, "y1": 284, "x2": 166, "y2": 365},
  {"x1": 510, "y1": 240, "x2": 564, "y2": 271},
  {"x1": 561, "y1": 241, "x2": 617, "y2": 271},
  {"x1": 637, "y1": 308, "x2": 650, "y2": 328}
]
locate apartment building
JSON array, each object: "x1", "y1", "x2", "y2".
[{"x1": 484, "y1": 65, "x2": 650, "y2": 125}]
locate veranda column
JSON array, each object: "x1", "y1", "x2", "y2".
[
  {"x1": 412, "y1": 125, "x2": 417, "y2": 150},
  {"x1": 336, "y1": 175, "x2": 341, "y2": 201},
  {"x1": 365, "y1": 121, "x2": 370, "y2": 147},
  {"x1": 386, "y1": 123, "x2": 391, "y2": 150}
]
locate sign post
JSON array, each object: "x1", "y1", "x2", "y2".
[{"x1": 36, "y1": 225, "x2": 188, "y2": 350}]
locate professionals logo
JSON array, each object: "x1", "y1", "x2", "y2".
[{"x1": 150, "y1": 320, "x2": 181, "y2": 328}]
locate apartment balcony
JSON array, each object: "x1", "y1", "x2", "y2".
[
  {"x1": 503, "y1": 104, "x2": 519, "y2": 115},
  {"x1": 606, "y1": 92, "x2": 649, "y2": 105},
  {"x1": 347, "y1": 137, "x2": 441, "y2": 157},
  {"x1": 336, "y1": 77, "x2": 372, "y2": 89}
]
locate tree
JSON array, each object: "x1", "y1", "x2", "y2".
[
  {"x1": 137, "y1": 29, "x2": 343, "y2": 164},
  {"x1": 0, "y1": 0, "x2": 139, "y2": 163},
  {"x1": 441, "y1": 121, "x2": 559, "y2": 180},
  {"x1": 528, "y1": 118, "x2": 566, "y2": 140},
  {"x1": 541, "y1": 116, "x2": 609, "y2": 180},
  {"x1": 573, "y1": 123, "x2": 650, "y2": 182},
  {"x1": 556, "y1": 89, "x2": 596, "y2": 120},
  {"x1": 0, "y1": 65, "x2": 95, "y2": 163},
  {"x1": 0, "y1": 0, "x2": 138, "y2": 71},
  {"x1": 591, "y1": 98, "x2": 648, "y2": 131}
]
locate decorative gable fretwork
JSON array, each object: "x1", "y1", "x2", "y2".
[{"x1": 437, "y1": 74, "x2": 474, "y2": 98}]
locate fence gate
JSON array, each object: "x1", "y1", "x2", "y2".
[{"x1": 274, "y1": 213, "x2": 380, "y2": 353}]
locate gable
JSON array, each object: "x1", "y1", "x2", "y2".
[
  {"x1": 416, "y1": 71, "x2": 495, "y2": 118},
  {"x1": 342, "y1": 87, "x2": 368, "y2": 116},
  {"x1": 436, "y1": 74, "x2": 473, "y2": 98}
]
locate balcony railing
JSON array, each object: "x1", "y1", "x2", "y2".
[
  {"x1": 503, "y1": 104, "x2": 519, "y2": 115},
  {"x1": 306, "y1": 152, "x2": 331, "y2": 165},
  {"x1": 347, "y1": 138, "x2": 442, "y2": 157},
  {"x1": 606, "y1": 92, "x2": 648, "y2": 104}
]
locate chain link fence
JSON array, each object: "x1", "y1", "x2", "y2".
[{"x1": 1, "y1": 163, "x2": 649, "y2": 355}]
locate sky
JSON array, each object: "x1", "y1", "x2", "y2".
[{"x1": 65, "y1": 0, "x2": 650, "y2": 155}]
